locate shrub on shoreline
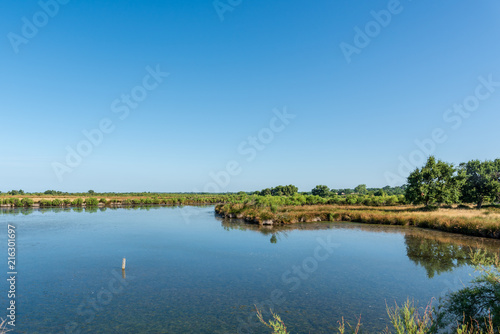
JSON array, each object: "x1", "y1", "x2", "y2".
[{"x1": 85, "y1": 197, "x2": 99, "y2": 207}]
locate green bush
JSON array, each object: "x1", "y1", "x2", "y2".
[
  {"x1": 72, "y1": 198, "x2": 84, "y2": 207},
  {"x1": 39, "y1": 199, "x2": 52, "y2": 207},
  {"x1": 52, "y1": 199, "x2": 62, "y2": 206},
  {"x1": 85, "y1": 197, "x2": 99, "y2": 207},
  {"x1": 19, "y1": 198, "x2": 33, "y2": 207},
  {"x1": 386, "y1": 196, "x2": 399, "y2": 206},
  {"x1": 346, "y1": 196, "x2": 358, "y2": 205}
]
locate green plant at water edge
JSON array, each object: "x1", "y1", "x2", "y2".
[
  {"x1": 337, "y1": 316, "x2": 362, "y2": 334},
  {"x1": 455, "y1": 316, "x2": 495, "y2": 334},
  {"x1": 437, "y1": 249, "x2": 500, "y2": 332},
  {"x1": 386, "y1": 298, "x2": 435, "y2": 334},
  {"x1": 72, "y1": 198, "x2": 84, "y2": 207},
  {"x1": 257, "y1": 281, "x2": 499, "y2": 333},
  {"x1": 21, "y1": 198, "x2": 33, "y2": 207},
  {"x1": 256, "y1": 308, "x2": 289, "y2": 334},
  {"x1": 51, "y1": 199, "x2": 62, "y2": 206},
  {"x1": 39, "y1": 199, "x2": 52, "y2": 207},
  {"x1": 86, "y1": 197, "x2": 99, "y2": 207}
]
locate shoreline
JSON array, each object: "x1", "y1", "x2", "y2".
[{"x1": 215, "y1": 203, "x2": 500, "y2": 239}]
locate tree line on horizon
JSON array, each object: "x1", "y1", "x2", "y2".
[
  {"x1": 2, "y1": 156, "x2": 498, "y2": 208},
  {"x1": 253, "y1": 157, "x2": 500, "y2": 209}
]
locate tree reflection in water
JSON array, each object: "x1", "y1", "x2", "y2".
[
  {"x1": 404, "y1": 233, "x2": 500, "y2": 278},
  {"x1": 404, "y1": 235, "x2": 469, "y2": 278},
  {"x1": 219, "y1": 216, "x2": 500, "y2": 276}
]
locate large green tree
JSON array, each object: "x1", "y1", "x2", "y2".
[
  {"x1": 459, "y1": 159, "x2": 500, "y2": 208},
  {"x1": 354, "y1": 184, "x2": 367, "y2": 194},
  {"x1": 311, "y1": 185, "x2": 330, "y2": 197},
  {"x1": 405, "y1": 156, "x2": 460, "y2": 206},
  {"x1": 259, "y1": 185, "x2": 298, "y2": 197}
]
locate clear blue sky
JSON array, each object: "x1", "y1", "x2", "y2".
[{"x1": 1, "y1": 0, "x2": 499, "y2": 192}]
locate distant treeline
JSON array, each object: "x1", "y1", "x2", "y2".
[
  {"x1": 0, "y1": 190, "x2": 242, "y2": 196},
  {"x1": 253, "y1": 157, "x2": 499, "y2": 208},
  {"x1": 2, "y1": 156, "x2": 498, "y2": 209},
  {"x1": 254, "y1": 184, "x2": 405, "y2": 197},
  {"x1": 0, "y1": 194, "x2": 244, "y2": 208}
]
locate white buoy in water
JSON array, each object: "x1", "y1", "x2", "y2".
[{"x1": 122, "y1": 258, "x2": 126, "y2": 270}]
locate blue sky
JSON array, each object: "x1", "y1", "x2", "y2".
[{"x1": 1, "y1": 0, "x2": 499, "y2": 192}]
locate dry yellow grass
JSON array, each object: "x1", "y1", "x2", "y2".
[{"x1": 216, "y1": 203, "x2": 500, "y2": 239}]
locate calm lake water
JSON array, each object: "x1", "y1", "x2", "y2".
[{"x1": 1, "y1": 206, "x2": 499, "y2": 333}]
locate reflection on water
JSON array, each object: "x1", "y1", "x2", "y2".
[
  {"x1": 219, "y1": 217, "x2": 500, "y2": 279},
  {"x1": 405, "y1": 235, "x2": 468, "y2": 278},
  {"x1": 1, "y1": 207, "x2": 499, "y2": 333}
]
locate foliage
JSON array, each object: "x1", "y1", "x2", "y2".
[
  {"x1": 21, "y1": 198, "x2": 34, "y2": 207},
  {"x1": 44, "y1": 190, "x2": 67, "y2": 195},
  {"x1": 354, "y1": 184, "x2": 367, "y2": 195},
  {"x1": 386, "y1": 298, "x2": 435, "y2": 334},
  {"x1": 337, "y1": 316, "x2": 362, "y2": 334},
  {"x1": 39, "y1": 199, "x2": 52, "y2": 207},
  {"x1": 217, "y1": 199, "x2": 500, "y2": 238},
  {"x1": 459, "y1": 160, "x2": 500, "y2": 209},
  {"x1": 7, "y1": 189, "x2": 24, "y2": 195},
  {"x1": 256, "y1": 308, "x2": 289, "y2": 334},
  {"x1": 85, "y1": 198, "x2": 99, "y2": 207},
  {"x1": 312, "y1": 185, "x2": 331, "y2": 197},
  {"x1": 72, "y1": 198, "x2": 84, "y2": 207},
  {"x1": 258, "y1": 282, "x2": 499, "y2": 333},
  {"x1": 405, "y1": 156, "x2": 461, "y2": 206},
  {"x1": 437, "y1": 249, "x2": 500, "y2": 332},
  {"x1": 259, "y1": 185, "x2": 298, "y2": 197}
]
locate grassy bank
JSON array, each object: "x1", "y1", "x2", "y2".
[
  {"x1": 0, "y1": 193, "x2": 241, "y2": 208},
  {"x1": 216, "y1": 200, "x2": 500, "y2": 239}
]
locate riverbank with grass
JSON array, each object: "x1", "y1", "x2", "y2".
[
  {"x1": 216, "y1": 199, "x2": 500, "y2": 239},
  {"x1": 0, "y1": 193, "x2": 242, "y2": 208}
]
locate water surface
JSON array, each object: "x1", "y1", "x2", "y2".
[{"x1": 1, "y1": 206, "x2": 499, "y2": 333}]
